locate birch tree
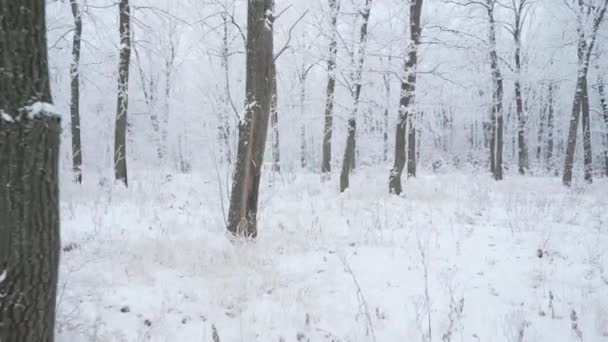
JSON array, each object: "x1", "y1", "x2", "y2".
[{"x1": 114, "y1": 0, "x2": 132, "y2": 186}]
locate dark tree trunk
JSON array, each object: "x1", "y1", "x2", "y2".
[
  {"x1": 537, "y1": 99, "x2": 545, "y2": 162},
  {"x1": 488, "y1": 3, "x2": 504, "y2": 180},
  {"x1": 322, "y1": 0, "x2": 339, "y2": 177},
  {"x1": 581, "y1": 77, "x2": 593, "y2": 183},
  {"x1": 339, "y1": 0, "x2": 372, "y2": 192},
  {"x1": 70, "y1": 0, "x2": 83, "y2": 183},
  {"x1": 114, "y1": 0, "x2": 131, "y2": 187},
  {"x1": 598, "y1": 75, "x2": 608, "y2": 177},
  {"x1": 389, "y1": 0, "x2": 423, "y2": 194},
  {"x1": 271, "y1": 61, "x2": 280, "y2": 173},
  {"x1": 563, "y1": 1, "x2": 607, "y2": 186},
  {"x1": 0, "y1": 1, "x2": 61, "y2": 341},
  {"x1": 226, "y1": 0, "x2": 274, "y2": 238},
  {"x1": 546, "y1": 83, "x2": 556, "y2": 174}
]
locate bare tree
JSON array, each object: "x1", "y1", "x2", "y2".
[
  {"x1": 487, "y1": 0, "x2": 504, "y2": 180},
  {"x1": 562, "y1": 0, "x2": 607, "y2": 186},
  {"x1": 322, "y1": 0, "x2": 340, "y2": 177},
  {"x1": 389, "y1": 0, "x2": 424, "y2": 194},
  {"x1": 114, "y1": 0, "x2": 131, "y2": 186},
  {"x1": 226, "y1": 0, "x2": 274, "y2": 237},
  {"x1": 271, "y1": 60, "x2": 280, "y2": 173},
  {"x1": 339, "y1": 0, "x2": 373, "y2": 192},
  {"x1": 70, "y1": 0, "x2": 83, "y2": 183},
  {"x1": 0, "y1": 0, "x2": 61, "y2": 340},
  {"x1": 508, "y1": 0, "x2": 532, "y2": 174}
]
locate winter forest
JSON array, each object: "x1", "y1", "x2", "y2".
[{"x1": 1, "y1": 0, "x2": 608, "y2": 341}]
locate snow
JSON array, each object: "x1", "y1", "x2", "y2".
[
  {"x1": 26, "y1": 102, "x2": 61, "y2": 119},
  {"x1": 55, "y1": 167, "x2": 608, "y2": 341},
  {"x1": 0, "y1": 269, "x2": 6, "y2": 284},
  {"x1": 0, "y1": 111, "x2": 14, "y2": 123}
]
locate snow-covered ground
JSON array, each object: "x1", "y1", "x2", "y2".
[{"x1": 55, "y1": 168, "x2": 608, "y2": 342}]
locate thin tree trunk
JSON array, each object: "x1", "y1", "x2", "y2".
[
  {"x1": 581, "y1": 77, "x2": 593, "y2": 183},
  {"x1": 488, "y1": 3, "x2": 504, "y2": 180},
  {"x1": 340, "y1": 0, "x2": 372, "y2": 192},
  {"x1": 382, "y1": 66, "x2": 391, "y2": 162},
  {"x1": 513, "y1": 0, "x2": 529, "y2": 175},
  {"x1": 226, "y1": 0, "x2": 274, "y2": 238},
  {"x1": 537, "y1": 100, "x2": 545, "y2": 162},
  {"x1": 389, "y1": 0, "x2": 423, "y2": 194},
  {"x1": 70, "y1": 0, "x2": 83, "y2": 183},
  {"x1": 322, "y1": 0, "x2": 339, "y2": 176},
  {"x1": 114, "y1": 0, "x2": 131, "y2": 187},
  {"x1": 218, "y1": 13, "x2": 233, "y2": 165},
  {"x1": 563, "y1": 0, "x2": 607, "y2": 186},
  {"x1": 546, "y1": 83, "x2": 555, "y2": 174},
  {"x1": 300, "y1": 73, "x2": 307, "y2": 169},
  {"x1": 271, "y1": 61, "x2": 280, "y2": 173},
  {"x1": 0, "y1": 0, "x2": 61, "y2": 341},
  {"x1": 598, "y1": 74, "x2": 608, "y2": 177}
]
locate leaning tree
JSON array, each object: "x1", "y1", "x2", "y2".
[
  {"x1": 0, "y1": 0, "x2": 61, "y2": 341},
  {"x1": 226, "y1": 0, "x2": 274, "y2": 237}
]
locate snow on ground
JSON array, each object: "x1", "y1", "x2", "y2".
[{"x1": 55, "y1": 167, "x2": 608, "y2": 342}]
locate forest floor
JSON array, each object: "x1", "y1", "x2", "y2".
[{"x1": 55, "y1": 167, "x2": 608, "y2": 342}]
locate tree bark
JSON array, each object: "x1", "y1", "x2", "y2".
[
  {"x1": 581, "y1": 77, "x2": 593, "y2": 183},
  {"x1": 0, "y1": 1, "x2": 61, "y2": 341},
  {"x1": 340, "y1": 0, "x2": 372, "y2": 192},
  {"x1": 389, "y1": 0, "x2": 423, "y2": 194},
  {"x1": 598, "y1": 75, "x2": 608, "y2": 177},
  {"x1": 512, "y1": 0, "x2": 529, "y2": 175},
  {"x1": 545, "y1": 83, "x2": 556, "y2": 174},
  {"x1": 227, "y1": 0, "x2": 274, "y2": 238},
  {"x1": 322, "y1": 0, "x2": 339, "y2": 176},
  {"x1": 114, "y1": 0, "x2": 131, "y2": 187},
  {"x1": 70, "y1": 0, "x2": 83, "y2": 183},
  {"x1": 270, "y1": 61, "x2": 280, "y2": 173},
  {"x1": 488, "y1": 2, "x2": 504, "y2": 180},
  {"x1": 563, "y1": 0, "x2": 607, "y2": 186}
]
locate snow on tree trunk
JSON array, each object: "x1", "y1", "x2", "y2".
[
  {"x1": 226, "y1": 0, "x2": 274, "y2": 238},
  {"x1": 339, "y1": 0, "x2": 372, "y2": 192},
  {"x1": 389, "y1": 0, "x2": 423, "y2": 194},
  {"x1": 114, "y1": 0, "x2": 131, "y2": 187},
  {"x1": 563, "y1": 1, "x2": 606, "y2": 186},
  {"x1": 322, "y1": 0, "x2": 339, "y2": 177},
  {"x1": 70, "y1": 0, "x2": 83, "y2": 183},
  {"x1": 0, "y1": 1, "x2": 61, "y2": 341}
]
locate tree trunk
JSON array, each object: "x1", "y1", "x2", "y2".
[
  {"x1": 563, "y1": 1, "x2": 607, "y2": 186},
  {"x1": 546, "y1": 83, "x2": 555, "y2": 174},
  {"x1": 581, "y1": 77, "x2": 593, "y2": 183},
  {"x1": 0, "y1": 1, "x2": 61, "y2": 341},
  {"x1": 226, "y1": 0, "x2": 274, "y2": 238},
  {"x1": 114, "y1": 0, "x2": 131, "y2": 187},
  {"x1": 322, "y1": 0, "x2": 339, "y2": 176},
  {"x1": 271, "y1": 61, "x2": 280, "y2": 173},
  {"x1": 488, "y1": 3, "x2": 504, "y2": 180},
  {"x1": 389, "y1": 0, "x2": 423, "y2": 194},
  {"x1": 299, "y1": 73, "x2": 307, "y2": 169},
  {"x1": 598, "y1": 75, "x2": 608, "y2": 177},
  {"x1": 339, "y1": 0, "x2": 372, "y2": 192},
  {"x1": 382, "y1": 67, "x2": 391, "y2": 162},
  {"x1": 70, "y1": 0, "x2": 83, "y2": 183},
  {"x1": 512, "y1": 0, "x2": 529, "y2": 175}
]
